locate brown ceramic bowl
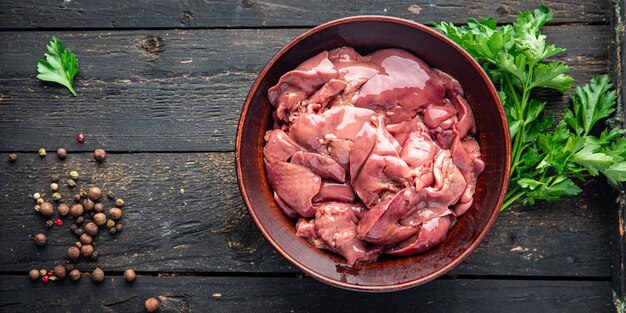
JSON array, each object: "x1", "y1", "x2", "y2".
[{"x1": 236, "y1": 16, "x2": 510, "y2": 292}]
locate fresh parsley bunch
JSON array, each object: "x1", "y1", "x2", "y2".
[
  {"x1": 434, "y1": 5, "x2": 626, "y2": 210},
  {"x1": 36, "y1": 37, "x2": 78, "y2": 96}
]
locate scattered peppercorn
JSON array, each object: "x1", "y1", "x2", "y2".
[
  {"x1": 123, "y1": 269, "x2": 136, "y2": 282},
  {"x1": 39, "y1": 269, "x2": 47, "y2": 277},
  {"x1": 69, "y1": 171, "x2": 79, "y2": 180},
  {"x1": 80, "y1": 244, "x2": 94, "y2": 257},
  {"x1": 106, "y1": 219, "x2": 116, "y2": 229},
  {"x1": 70, "y1": 269, "x2": 81, "y2": 281},
  {"x1": 77, "y1": 133, "x2": 84, "y2": 143},
  {"x1": 88, "y1": 186, "x2": 101, "y2": 200},
  {"x1": 145, "y1": 297, "x2": 159, "y2": 312},
  {"x1": 65, "y1": 264, "x2": 75, "y2": 272},
  {"x1": 94, "y1": 203, "x2": 104, "y2": 213},
  {"x1": 67, "y1": 246, "x2": 80, "y2": 260},
  {"x1": 93, "y1": 213, "x2": 106, "y2": 226},
  {"x1": 45, "y1": 219, "x2": 54, "y2": 229},
  {"x1": 108, "y1": 227, "x2": 117, "y2": 235},
  {"x1": 51, "y1": 174, "x2": 60, "y2": 182},
  {"x1": 75, "y1": 241, "x2": 82, "y2": 249},
  {"x1": 58, "y1": 203, "x2": 70, "y2": 216},
  {"x1": 179, "y1": 187, "x2": 185, "y2": 196},
  {"x1": 91, "y1": 268, "x2": 104, "y2": 283},
  {"x1": 83, "y1": 198, "x2": 95, "y2": 211},
  {"x1": 38, "y1": 148, "x2": 46, "y2": 157},
  {"x1": 29, "y1": 269, "x2": 40, "y2": 280},
  {"x1": 52, "y1": 192, "x2": 62, "y2": 201},
  {"x1": 34, "y1": 233, "x2": 47, "y2": 246},
  {"x1": 70, "y1": 204, "x2": 84, "y2": 217},
  {"x1": 75, "y1": 216, "x2": 84, "y2": 224},
  {"x1": 39, "y1": 202, "x2": 54, "y2": 216},
  {"x1": 85, "y1": 222, "x2": 98, "y2": 236},
  {"x1": 53, "y1": 265, "x2": 66, "y2": 280},
  {"x1": 74, "y1": 227, "x2": 84, "y2": 236},
  {"x1": 50, "y1": 183, "x2": 59, "y2": 191},
  {"x1": 115, "y1": 198, "x2": 124, "y2": 207},
  {"x1": 8, "y1": 153, "x2": 17, "y2": 162},
  {"x1": 70, "y1": 224, "x2": 78, "y2": 233},
  {"x1": 41, "y1": 275, "x2": 49, "y2": 283},
  {"x1": 93, "y1": 149, "x2": 106, "y2": 162},
  {"x1": 80, "y1": 233, "x2": 93, "y2": 245},
  {"x1": 37, "y1": 198, "x2": 45, "y2": 205},
  {"x1": 67, "y1": 179, "x2": 77, "y2": 187},
  {"x1": 115, "y1": 222, "x2": 124, "y2": 232},
  {"x1": 73, "y1": 194, "x2": 81, "y2": 202},
  {"x1": 56, "y1": 148, "x2": 67, "y2": 159},
  {"x1": 54, "y1": 218, "x2": 63, "y2": 226},
  {"x1": 91, "y1": 250, "x2": 99, "y2": 260},
  {"x1": 109, "y1": 208, "x2": 122, "y2": 220},
  {"x1": 79, "y1": 188, "x2": 87, "y2": 198},
  {"x1": 106, "y1": 190, "x2": 115, "y2": 199},
  {"x1": 33, "y1": 193, "x2": 41, "y2": 200}
]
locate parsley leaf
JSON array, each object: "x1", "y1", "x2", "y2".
[
  {"x1": 435, "y1": 5, "x2": 626, "y2": 211},
  {"x1": 36, "y1": 37, "x2": 78, "y2": 96}
]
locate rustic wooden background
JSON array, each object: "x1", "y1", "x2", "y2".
[{"x1": 0, "y1": 1, "x2": 623, "y2": 312}]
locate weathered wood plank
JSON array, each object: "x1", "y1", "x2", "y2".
[
  {"x1": 610, "y1": 0, "x2": 626, "y2": 305},
  {"x1": 0, "y1": 152, "x2": 612, "y2": 277},
  {"x1": 0, "y1": 26, "x2": 610, "y2": 152},
  {"x1": 0, "y1": 275, "x2": 613, "y2": 313},
  {"x1": 0, "y1": 0, "x2": 610, "y2": 29}
]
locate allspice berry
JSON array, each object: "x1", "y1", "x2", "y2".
[
  {"x1": 58, "y1": 203, "x2": 70, "y2": 216},
  {"x1": 109, "y1": 208, "x2": 123, "y2": 220},
  {"x1": 93, "y1": 149, "x2": 106, "y2": 162},
  {"x1": 145, "y1": 297, "x2": 159, "y2": 312},
  {"x1": 91, "y1": 268, "x2": 104, "y2": 283},
  {"x1": 93, "y1": 213, "x2": 107, "y2": 226},
  {"x1": 85, "y1": 222, "x2": 98, "y2": 236},
  {"x1": 67, "y1": 246, "x2": 80, "y2": 260},
  {"x1": 88, "y1": 187, "x2": 101, "y2": 201},
  {"x1": 80, "y1": 233, "x2": 93, "y2": 245},
  {"x1": 39, "y1": 202, "x2": 54, "y2": 216},
  {"x1": 34, "y1": 233, "x2": 47, "y2": 246},
  {"x1": 53, "y1": 264, "x2": 66, "y2": 280},
  {"x1": 115, "y1": 198, "x2": 124, "y2": 207},
  {"x1": 29, "y1": 269, "x2": 40, "y2": 280},
  {"x1": 69, "y1": 269, "x2": 81, "y2": 281},
  {"x1": 83, "y1": 198, "x2": 95, "y2": 211},
  {"x1": 80, "y1": 244, "x2": 94, "y2": 257},
  {"x1": 56, "y1": 148, "x2": 67, "y2": 159},
  {"x1": 94, "y1": 203, "x2": 104, "y2": 213},
  {"x1": 123, "y1": 269, "x2": 136, "y2": 282},
  {"x1": 70, "y1": 204, "x2": 84, "y2": 217}
]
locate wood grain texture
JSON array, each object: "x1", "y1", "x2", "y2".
[
  {"x1": 0, "y1": 26, "x2": 611, "y2": 152},
  {"x1": 0, "y1": 275, "x2": 613, "y2": 313},
  {"x1": 0, "y1": 0, "x2": 610, "y2": 29},
  {"x1": 0, "y1": 153, "x2": 612, "y2": 277}
]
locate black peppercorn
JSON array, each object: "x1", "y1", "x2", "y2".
[
  {"x1": 65, "y1": 264, "x2": 75, "y2": 272},
  {"x1": 83, "y1": 198, "x2": 94, "y2": 211},
  {"x1": 85, "y1": 222, "x2": 98, "y2": 236},
  {"x1": 70, "y1": 224, "x2": 78, "y2": 233},
  {"x1": 45, "y1": 220, "x2": 54, "y2": 229},
  {"x1": 75, "y1": 216, "x2": 84, "y2": 224},
  {"x1": 74, "y1": 227, "x2": 84, "y2": 236},
  {"x1": 91, "y1": 250, "x2": 99, "y2": 260},
  {"x1": 56, "y1": 148, "x2": 67, "y2": 159},
  {"x1": 91, "y1": 268, "x2": 104, "y2": 283},
  {"x1": 115, "y1": 222, "x2": 124, "y2": 232},
  {"x1": 67, "y1": 246, "x2": 80, "y2": 260},
  {"x1": 109, "y1": 227, "x2": 117, "y2": 235},
  {"x1": 94, "y1": 203, "x2": 104, "y2": 213},
  {"x1": 53, "y1": 264, "x2": 66, "y2": 279},
  {"x1": 93, "y1": 149, "x2": 106, "y2": 162},
  {"x1": 51, "y1": 174, "x2": 60, "y2": 182},
  {"x1": 73, "y1": 194, "x2": 81, "y2": 202},
  {"x1": 106, "y1": 190, "x2": 115, "y2": 199},
  {"x1": 69, "y1": 269, "x2": 81, "y2": 282},
  {"x1": 34, "y1": 233, "x2": 47, "y2": 246}
]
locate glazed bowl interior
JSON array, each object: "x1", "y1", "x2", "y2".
[{"x1": 236, "y1": 16, "x2": 510, "y2": 292}]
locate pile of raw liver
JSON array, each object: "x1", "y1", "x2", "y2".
[{"x1": 263, "y1": 47, "x2": 483, "y2": 265}]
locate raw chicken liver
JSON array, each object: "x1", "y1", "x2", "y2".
[{"x1": 263, "y1": 47, "x2": 483, "y2": 265}]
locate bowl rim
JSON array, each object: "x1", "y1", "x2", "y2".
[{"x1": 236, "y1": 15, "x2": 511, "y2": 292}]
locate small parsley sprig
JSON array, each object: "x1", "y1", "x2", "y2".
[
  {"x1": 36, "y1": 37, "x2": 78, "y2": 96},
  {"x1": 434, "y1": 5, "x2": 626, "y2": 210}
]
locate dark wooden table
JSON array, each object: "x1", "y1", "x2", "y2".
[{"x1": 1, "y1": 1, "x2": 624, "y2": 312}]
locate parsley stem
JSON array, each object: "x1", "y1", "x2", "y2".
[{"x1": 501, "y1": 190, "x2": 524, "y2": 211}]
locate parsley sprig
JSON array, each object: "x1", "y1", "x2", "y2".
[
  {"x1": 36, "y1": 37, "x2": 78, "y2": 96},
  {"x1": 435, "y1": 5, "x2": 626, "y2": 210}
]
